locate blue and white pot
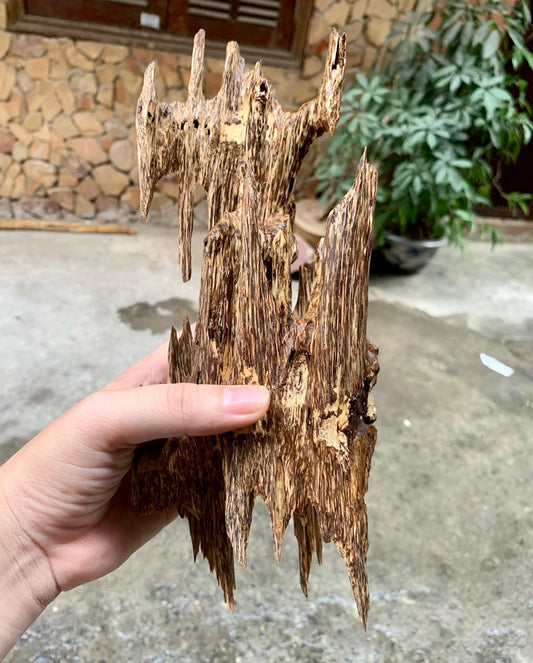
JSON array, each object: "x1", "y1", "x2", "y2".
[{"x1": 373, "y1": 232, "x2": 447, "y2": 274}]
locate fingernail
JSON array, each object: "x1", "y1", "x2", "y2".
[{"x1": 223, "y1": 385, "x2": 270, "y2": 415}]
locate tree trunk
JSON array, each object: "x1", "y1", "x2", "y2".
[{"x1": 132, "y1": 28, "x2": 379, "y2": 629}]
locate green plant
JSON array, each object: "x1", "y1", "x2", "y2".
[{"x1": 317, "y1": 0, "x2": 533, "y2": 246}]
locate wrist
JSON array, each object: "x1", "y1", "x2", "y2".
[{"x1": 0, "y1": 468, "x2": 59, "y2": 659}]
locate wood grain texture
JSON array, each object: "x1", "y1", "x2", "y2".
[{"x1": 132, "y1": 28, "x2": 379, "y2": 628}]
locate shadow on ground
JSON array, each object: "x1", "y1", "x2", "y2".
[{"x1": 117, "y1": 297, "x2": 197, "y2": 335}]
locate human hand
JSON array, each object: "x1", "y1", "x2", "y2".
[{"x1": 0, "y1": 342, "x2": 269, "y2": 658}]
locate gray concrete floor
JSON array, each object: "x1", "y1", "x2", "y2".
[{"x1": 1, "y1": 226, "x2": 532, "y2": 662}]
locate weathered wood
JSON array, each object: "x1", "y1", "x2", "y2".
[
  {"x1": 0, "y1": 219, "x2": 136, "y2": 234},
  {"x1": 132, "y1": 28, "x2": 379, "y2": 628}
]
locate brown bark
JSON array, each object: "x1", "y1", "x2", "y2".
[{"x1": 132, "y1": 28, "x2": 379, "y2": 628}]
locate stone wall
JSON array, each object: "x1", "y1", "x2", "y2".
[{"x1": 0, "y1": 0, "x2": 413, "y2": 223}]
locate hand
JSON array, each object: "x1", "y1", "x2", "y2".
[{"x1": 0, "y1": 342, "x2": 269, "y2": 658}]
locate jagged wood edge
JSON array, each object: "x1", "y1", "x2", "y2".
[{"x1": 132, "y1": 29, "x2": 379, "y2": 628}]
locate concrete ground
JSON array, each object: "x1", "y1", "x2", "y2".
[{"x1": 1, "y1": 225, "x2": 532, "y2": 662}]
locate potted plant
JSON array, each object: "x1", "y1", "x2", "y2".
[{"x1": 316, "y1": 0, "x2": 533, "y2": 273}]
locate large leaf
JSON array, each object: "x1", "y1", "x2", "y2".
[{"x1": 482, "y1": 30, "x2": 500, "y2": 60}]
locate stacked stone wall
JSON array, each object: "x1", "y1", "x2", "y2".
[{"x1": 0, "y1": 0, "x2": 412, "y2": 223}]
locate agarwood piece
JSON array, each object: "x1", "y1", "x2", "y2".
[
  {"x1": 136, "y1": 29, "x2": 346, "y2": 282},
  {"x1": 132, "y1": 29, "x2": 378, "y2": 628}
]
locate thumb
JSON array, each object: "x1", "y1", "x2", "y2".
[{"x1": 75, "y1": 383, "x2": 271, "y2": 450}]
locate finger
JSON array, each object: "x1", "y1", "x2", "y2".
[
  {"x1": 103, "y1": 323, "x2": 197, "y2": 391},
  {"x1": 101, "y1": 341, "x2": 169, "y2": 391},
  {"x1": 80, "y1": 383, "x2": 270, "y2": 450},
  {"x1": 50, "y1": 499, "x2": 178, "y2": 591}
]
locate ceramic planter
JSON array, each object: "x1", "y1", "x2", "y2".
[{"x1": 372, "y1": 232, "x2": 447, "y2": 274}]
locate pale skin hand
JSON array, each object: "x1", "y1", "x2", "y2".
[{"x1": 0, "y1": 342, "x2": 270, "y2": 659}]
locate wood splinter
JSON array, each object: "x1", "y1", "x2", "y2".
[{"x1": 132, "y1": 28, "x2": 379, "y2": 628}]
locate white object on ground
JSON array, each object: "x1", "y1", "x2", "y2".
[{"x1": 479, "y1": 353, "x2": 514, "y2": 377}]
